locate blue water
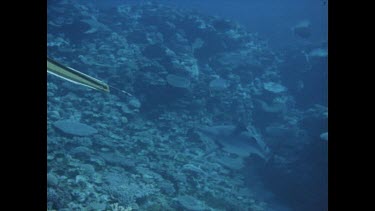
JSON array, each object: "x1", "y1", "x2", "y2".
[{"x1": 47, "y1": 0, "x2": 328, "y2": 210}]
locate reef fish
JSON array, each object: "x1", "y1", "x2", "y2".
[
  {"x1": 47, "y1": 57, "x2": 110, "y2": 92},
  {"x1": 292, "y1": 20, "x2": 311, "y2": 39},
  {"x1": 197, "y1": 125, "x2": 270, "y2": 159},
  {"x1": 303, "y1": 48, "x2": 328, "y2": 63}
]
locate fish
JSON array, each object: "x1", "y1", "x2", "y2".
[
  {"x1": 209, "y1": 78, "x2": 229, "y2": 91},
  {"x1": 47, "y1": 57, "x2": 110, "y2": 92},
  {"x1": 47, "y1": 57, "x2": 133, "y2": 95},
  {"x1": 197, "y1": 124, "x2": 270, "y2": 160},
  {"x1": 53, "y1": 120, "x2": 98, "y2": 136},
  {"x1": 292, "y1": 20, "x2": 311, "y2": 39},
  {"x1": 303, "y1": 48, "x2": 328, "y2": 63},
  {"x1": 320, "y1": 132, "x2": 328, "y2": 142}
]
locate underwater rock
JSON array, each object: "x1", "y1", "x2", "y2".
[
  {"x1": 216, "y1": 51, "x2": 250, "y2": 68},
  {"x1": 53, "y1": 120, "x2": 98, "y2": 136},
  {"x1": 166, "y1": 74, "x2": 191, "y2": 88},
  {"x1": 87, "y1": 202, "x2": 107, "y2": 210},
  {"x1": 121, "y1": 104, "x2": 133, "y2": 114},
  {"x1": 158, "y1": 180, "x2": 176, "y2": 196},
  {"x1": 99, "y1": 152, "x2": 136, "y2": 169},
  {"x1": 209, "y1": 78, "x2": 229, "y2": 91},
  {"x1": 192, "y1": 38, "x2": 204, "y2": 52},
  {"x1": 143, "y1": 44, "x2": 166, "y2": 58},
  {"x1": 212, "y1": 19, "x2": 234, "y2": 32},
  {"x1": 254, "y1": 99, "x2": 285, "y2": 113},
  {"x1": 215, "y1": 155, "x2": 244, "y2": 170},
  {"x1": 175, "y1": 195, "x2": 207, "y2": 211},
  {"x1": 128, "y1": 98, "x2": 141, "y2": 109},
  {"x1": 47, "y1": 173, "x2": 59, "y2": 187},
  {"x1": 70, "y1": 146, "x2": 93, "y2": 159},
  {"x1": 102, "y1": 171, "x2": 158, "y2": 206},
  {"x1": 121, "y1": 116, "x2": 128, "y2": 124},
  {"x1": 263, "y1": 82, "x2": 287, "y2": 93},
  {"x1": 265, "y1": 125, "x2": 295, "y2": 137},
  {"x1": 170, "y1": 56, "x2": 200, "y2": 78}
]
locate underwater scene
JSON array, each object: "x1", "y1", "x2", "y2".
[{"x1": 47, "y1": 0, "x2": 328, "y2": 210}]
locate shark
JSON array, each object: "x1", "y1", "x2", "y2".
[{"x1": 197, "y1": 124, "x2": 270, "y2": 160}]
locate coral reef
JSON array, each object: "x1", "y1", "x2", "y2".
[{"x1": 47, "y1": 1, "x2": 325, "y2": 210}]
